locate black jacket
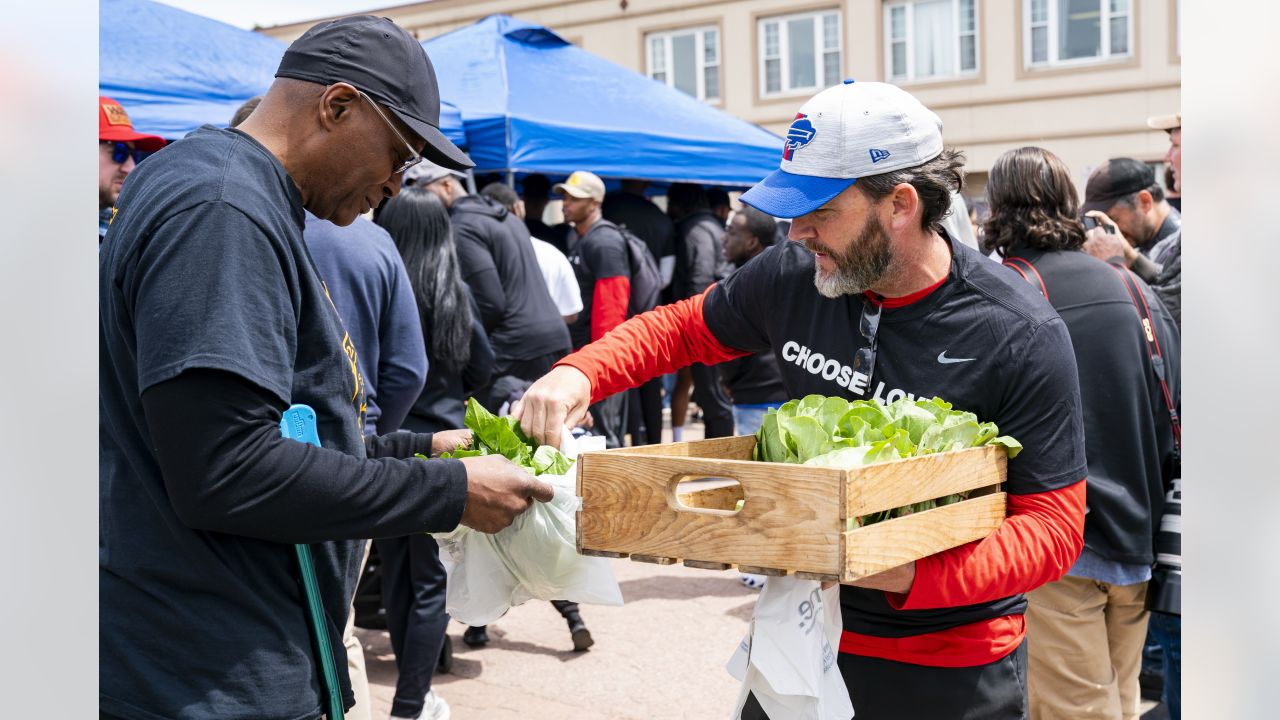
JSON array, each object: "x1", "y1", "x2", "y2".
[
  {"x1": 672, "y1": 210, "x2": 733, "y2": 300},
  {"x1": 450, "y1": 194, "x2": 571, "y2": 362},
  {"x1": 1131, "y1": 229, "x2": 1181, "y2": 329},
  {"x1": 1007, "y1": 248, "x2": 1180, "y2": 565}
]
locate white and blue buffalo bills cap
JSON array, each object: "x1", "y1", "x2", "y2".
[{"x1": 740, "y1": 80, "x2": 944, "y2": 219}]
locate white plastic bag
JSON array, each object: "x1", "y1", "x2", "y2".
[
  {"x1": 432, "y1": 432, "x2": 622, "y2": 626},
  {"x1": 727, "y1": 577, "x2": 854, "y2": 720}
]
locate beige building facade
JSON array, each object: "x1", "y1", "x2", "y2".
[{"x1": 263, "y1": 0, "x2": 1181, "y2": 198}]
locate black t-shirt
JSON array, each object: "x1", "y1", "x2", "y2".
[
  {"x1": 704, "y1": 234, "x2": 1087, "y2": 638},
  {"x1": 451, "y1": 195, "x2": 571, "y2": 362},
  {"x1": 1007, "y1": 248, "x2": 1180, "y2": 565},
  {"x1": 566, "y1": 219, "x2": 631, "y2": 349},
  {"x1": 99, "y1": 127, "x2": 369, "y2": 719},
  {"x1": 602, "y1": 191, "x2": 675, "y2": 262},
  {"x1": 720, "y1": 351, "x2": 790, "y2": 405}
]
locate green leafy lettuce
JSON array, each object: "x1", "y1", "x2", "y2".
[
  {"x1": 433, "y1": 398, "x2": 573, "y2": 476},
  {"x1": 753, "y1": 395, "x2": 1022, "y2": 527}
]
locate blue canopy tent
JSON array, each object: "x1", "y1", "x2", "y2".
[
  {"x1": 422, "y1": 15, "x2": 782, "y2": 187},
  {"x1": 100, "y1": 0, "x2": 465, "y2": 146}
]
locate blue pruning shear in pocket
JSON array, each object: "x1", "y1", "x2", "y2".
[{"x1": 280, "y1": 404, "x2": 345, "y2": 720}]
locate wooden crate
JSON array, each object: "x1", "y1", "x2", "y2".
[{"x1": 575, "y1": 435, "x2": 1006, "y2": 581}]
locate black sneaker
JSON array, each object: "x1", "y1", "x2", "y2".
[
  {"x1": 568, "y1": 618, "x2": 594, "y2": 652},
  {"x1": 462, "y1": 625, "x2": 489, "y2": 648}
]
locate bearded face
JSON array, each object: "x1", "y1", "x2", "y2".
[{"x1": 808, "y1": 212, "x2": 894, "y2": 298}]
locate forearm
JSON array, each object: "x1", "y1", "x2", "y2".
[
  {"x1": 559, "y1": 287, "x2": 748, "y2": 403},
  {"x1": 374, "y1": 368, "x2": 427, "y2": 435},
  {"x1": 365, "y1": 430, "x2": 434, "y2": 459},
  {"x1": 1129, "y1": 253, "x2": 1162, "y2": 284},
  {"x1": 887, "y1": 480, "x2": 1086, "y2": 610},
  {"x1": 143, "y1": 369, "x2": 468, "y2": 544}
]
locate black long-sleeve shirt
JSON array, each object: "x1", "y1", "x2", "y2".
[
  {"x1": 98, "y1": 126, "x2": 467, "y2": 719},
  {"x1": 143, "y1": 368, "x2": 468, "y2": 544}
]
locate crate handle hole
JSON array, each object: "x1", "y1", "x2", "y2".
[{"x1": 670, "y1": 476, "x2": 745, "y2": 516}]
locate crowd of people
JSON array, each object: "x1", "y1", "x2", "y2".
[{"x1": 98, "y1": 13, "x2": 1180, "y2": 720}]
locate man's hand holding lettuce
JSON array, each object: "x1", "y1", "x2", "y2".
[{"x1": 428, "y1": 399, "x2": 622, "y2": 624}]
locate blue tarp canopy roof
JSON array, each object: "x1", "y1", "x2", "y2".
[
  {"x1": 100, "y1": 0, "x2": 464, "y2": 144},
  {"x1": 422, "y1": 15, "x2": 783, "y2": 187}
]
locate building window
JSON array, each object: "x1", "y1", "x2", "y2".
[
  {"x1": 1025, "y1": 0, "x2": 1132, "y2": 68},
  {"x1": 759, "y1": 10, "x2": 842, "y2": 98},
  {"x1": 885, "y1": 0, "x2": 979, "y2": 82},
  {"x1": 646, "y1": 26, "x2": 720, "y2": 102}
]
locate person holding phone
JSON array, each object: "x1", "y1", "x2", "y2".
[{"x1": 1081, "y1": 152, "x2": 1182, "y2": 327}]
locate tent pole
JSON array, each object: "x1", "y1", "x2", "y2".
[{"x1": 506, "y1": 171, "x2": 515, "y2": 188}]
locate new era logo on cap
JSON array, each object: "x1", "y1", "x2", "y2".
[{"x1": 740, "y1": 80, "x2": 944, "y2": 219}]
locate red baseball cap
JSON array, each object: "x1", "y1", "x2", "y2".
[{"x1": 99, "y1": 96, "x2": 166, "y2": 151}]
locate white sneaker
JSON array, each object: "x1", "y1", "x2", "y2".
[
  {"x1": 390, "y1": 691, "x2": 451, "y2": 720},
  {"x1": 739, "y1": 573, "x2": 766, "y2": 589}
]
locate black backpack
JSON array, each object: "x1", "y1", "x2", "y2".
[
  {"x1": 621, "y1": 226, "x2": 662, "y2": 316},
  {"x1": 591, "y1": 220, "x2": 661, "y2": 316}
]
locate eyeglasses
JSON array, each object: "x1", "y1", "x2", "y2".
[
  {"x1": 851, "y1": 298, "x2": 882, "y2": 383},
  {"x1": 355, "y1": 89, "x2": 423, "y2": 175},
  {"x1": 101, "y1": 141, "x2": 147, "y2": 165}
]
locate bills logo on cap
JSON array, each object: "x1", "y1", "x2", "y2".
[{"x1": 783, "y1": 113, "x2": 816, "y2": 161}]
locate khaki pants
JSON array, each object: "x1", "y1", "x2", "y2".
[
  {"x1": 1026, "y1": 574, "x2": 1149, "y2": 720},
  {"x1": 341, "y1": 541, "x2": 373, "y2": 720}
]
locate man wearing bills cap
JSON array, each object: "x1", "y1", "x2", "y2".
[
  {"x1": 98, "y1": 96, "x2": 164, "y2": 242},
  {"x1": 99, "y1": 16, "x2": 555, "y2": 720},
  {"x1": 516, "y1": 80, "x2": 1087, "y2": 718}
]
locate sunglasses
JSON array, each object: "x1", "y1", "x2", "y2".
[
  {"x1": 101, "y1": 141, "x2": 148, "y2": 165},
  {"x1": 851, "y1": 298, "x2": 882, "y2": 383},
  {"x1": 354, "y1": 89, "x2": 423, "y2": 175}
]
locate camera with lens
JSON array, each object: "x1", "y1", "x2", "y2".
[{"x1": 1147, "y1": 476, "x2": 1181, "y2": 615}]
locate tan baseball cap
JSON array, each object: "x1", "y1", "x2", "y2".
[
  {"x1": 554, "y1": 171, "x2": 605, "y2": 202},
  {"x1": 1147, "y1": 112, "x2": 1181, "y2": 131}
]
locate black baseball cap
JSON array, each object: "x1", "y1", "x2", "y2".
[
  {"x1": 1082, "y1": 158, "x2": 1156, "y2": 213},
  {"x1": 276, "y1": 15, "x2": 473, "y2": 170}
]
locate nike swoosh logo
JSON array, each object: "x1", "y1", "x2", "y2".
[{"x1": 937, "y1": 351, "x2": 976, "y2": 364}]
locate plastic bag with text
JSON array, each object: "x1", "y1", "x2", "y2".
[
  {"x1": 726, "y1": 577, "x2": 854, "y2": 720},
  {"x1": 432, "y1": 432, "x2": 622, "y2": 626}
]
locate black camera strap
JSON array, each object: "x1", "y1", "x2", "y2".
[{"x1": 1106, "y1": 262, "x2": 1181, "y2": 459}]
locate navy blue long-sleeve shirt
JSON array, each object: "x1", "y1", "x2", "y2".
[{"x1": 304, "y1": 212, "x2": 428, "y2": 435}]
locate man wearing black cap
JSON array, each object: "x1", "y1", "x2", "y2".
[
  {"x1": 99, "y1": 16, "x2": 554, "y2": 720},
  {"x1": 1080, "y1": 158, "x2": 1180, "y2": 261},
  {"x1": 1085, "y1": 126, "x2": 1183, "y2": 329}
]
